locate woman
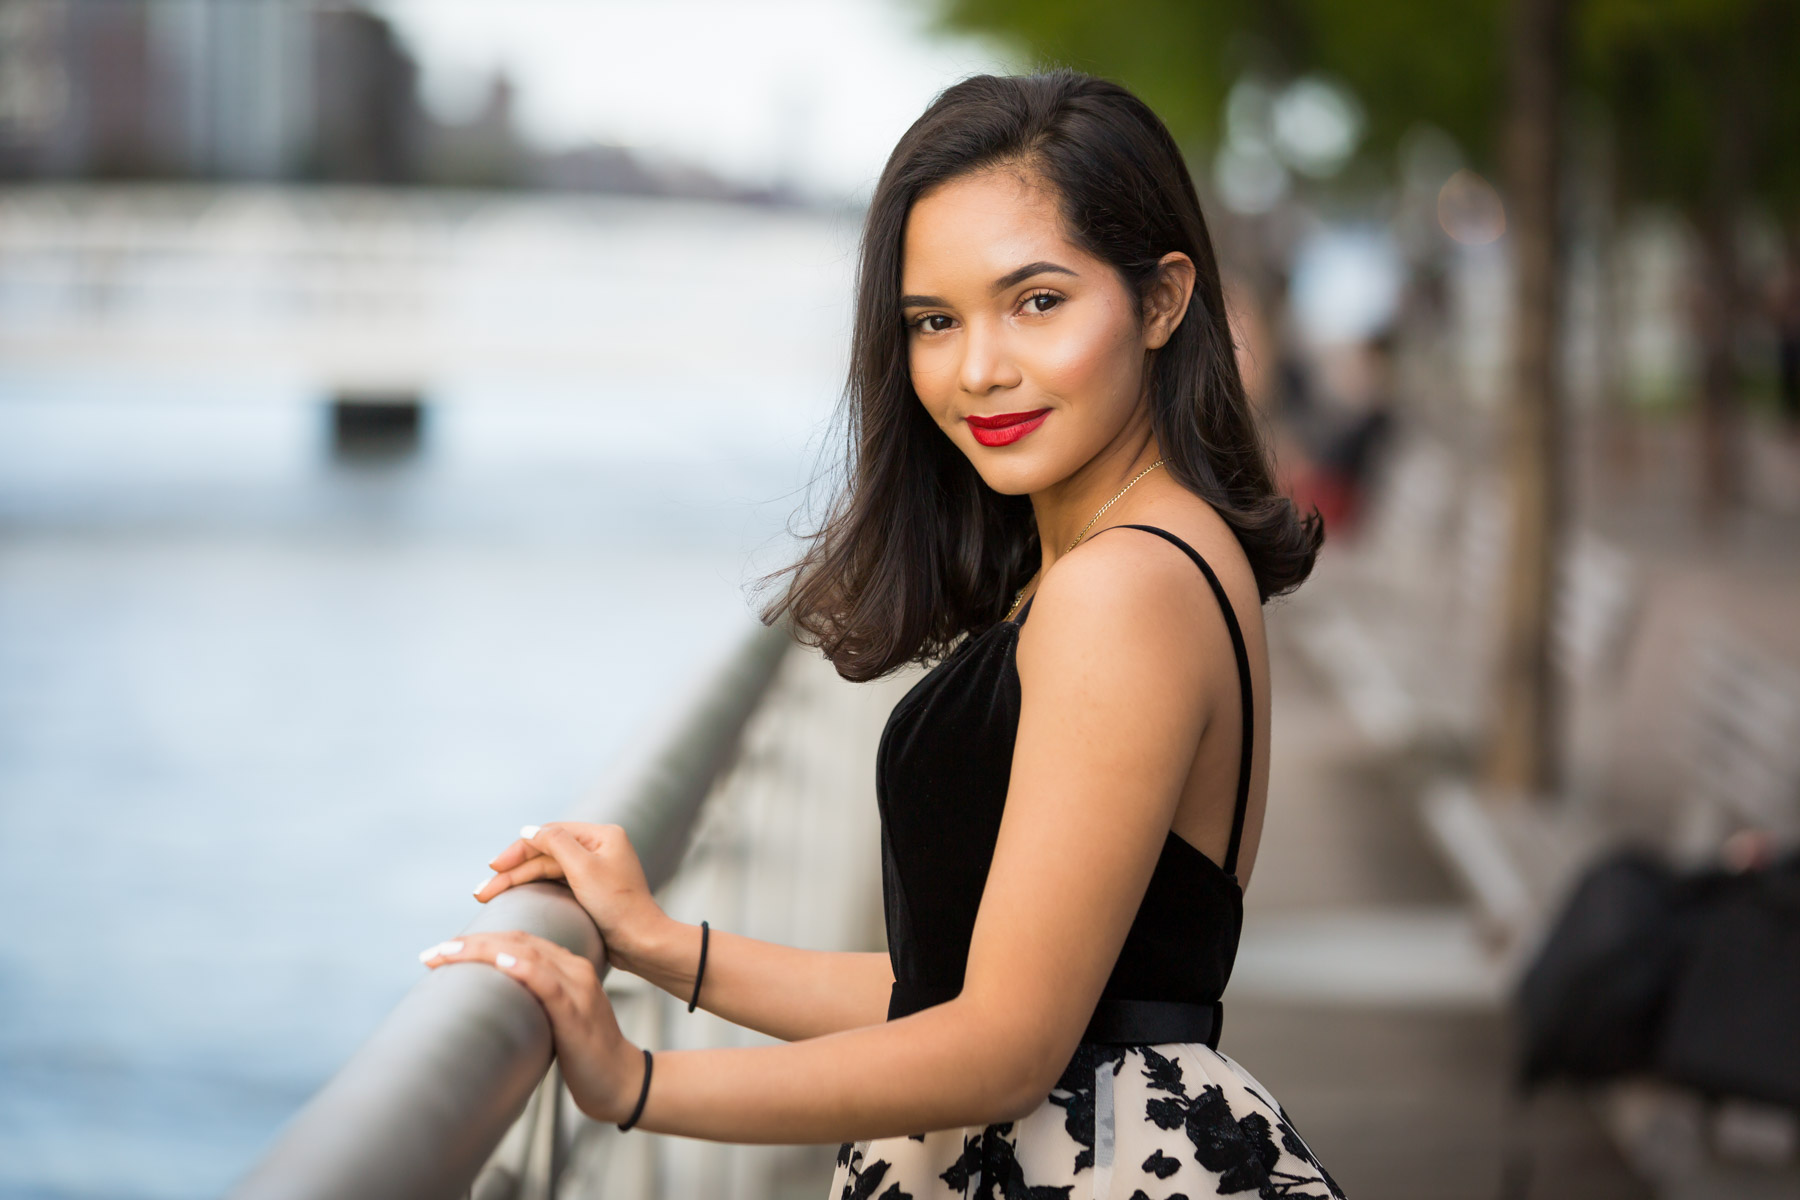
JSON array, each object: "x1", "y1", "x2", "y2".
[{"x1": 425, "y1": 70, "x2": 1340, "y2": 1198}]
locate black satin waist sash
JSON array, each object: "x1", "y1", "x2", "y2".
[{"x1": 887, "y1": 980, "x2": 1222, "y2": 1050}]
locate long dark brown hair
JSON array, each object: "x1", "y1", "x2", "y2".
[{"x1": 763, "y1": 69, "x2": 1321, "y2": 682}]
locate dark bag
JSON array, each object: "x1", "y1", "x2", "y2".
[
  {"x1": 1515, "y1": 848, "x2": 1683, "y2": 1087},
  {"x1": 1656, "y1": 853, "x2": 1800, "y2": 1108}
]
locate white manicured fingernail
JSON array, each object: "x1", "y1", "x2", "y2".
[
  {"x1": 418, "y1": 943, "x2": 443, "y2": 962},
  {"x1": 474, "y1": 877, "x2": 491, "y2": 898},
  {"x1": 495, "y1": 952, "x2": 518, "y2": 970},
  {"x1": 519, "y1": 824, "x2": 540, "y2": 839}
]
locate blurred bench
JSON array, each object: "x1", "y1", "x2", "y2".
[
  {"x1": 1290, "y1": 433, "x2": 1642, "y2": 756},
  {"x1": 1292, "y1": 433, "x2": 1800, "y2": 1188}
]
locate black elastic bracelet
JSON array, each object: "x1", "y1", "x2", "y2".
[
  {"x1": 686, "y1": 920, "x2": 710, "y2": 1013},
  {"x1": 617, "y1": 1047, "x2": 653, "y2": 1132}
]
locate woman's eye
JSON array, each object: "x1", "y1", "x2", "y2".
[
  {"x1": 1024, "y1": 292, "x2": 1063, "y2": 314},
  {"x1": 911, "y1": 314, "x2": 952, "y2": 333}
]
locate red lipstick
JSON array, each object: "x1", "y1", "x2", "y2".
[{"x1": 965, "y1": 407, "x2": 1050, "y2": 447}]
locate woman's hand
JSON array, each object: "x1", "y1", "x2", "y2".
[
  {"x1": 419, "y1": 932, "x2": 646, "y2": 1124},
  {"x1": 475, "y1": 823, "x2": 669, "y2": 975}
]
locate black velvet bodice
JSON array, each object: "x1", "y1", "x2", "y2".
[{"x1": 876, "y1": 525, "x2": 1253, "y2": 1038}]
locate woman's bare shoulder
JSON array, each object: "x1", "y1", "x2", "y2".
[
  {"x1": 1013, "y1": 525, "x2": 1213, "y2": 692},
  {"x1": 1095, "y1": 493, "x2": 1263, "y2": 621}
]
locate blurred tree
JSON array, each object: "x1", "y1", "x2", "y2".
[
  {"x1": 1488, "y1": 0, "x2": 1571, "y2": 800},
  {"x1": 1308, "y1": 0, "x2": 1568, "y2": 799},
  {"x1": 1299, "y1": 2, "x2": 1506, "y2": 166},
  {"x1": 1578, "y1": 0, "x2": 1800, "y2": 516}
]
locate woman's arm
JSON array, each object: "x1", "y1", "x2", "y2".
[
  {"x1": 621, "y1": 917, "x2": 895, "y2": 1042},
  {"x1": 478, "y1": 824, "x2": 894, "y2": 1040},
  {"x1": 434, "y1": 535, "x2": 1219, "y2": 1142}
]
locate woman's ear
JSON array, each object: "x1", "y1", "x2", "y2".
[{"x1": 1142, "y1": 252, "x2": 1197, "y2": 351}]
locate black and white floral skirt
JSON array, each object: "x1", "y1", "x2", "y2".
[{"x1": 830, "y1": 1040, "x2": 1345, "y2": 1199}]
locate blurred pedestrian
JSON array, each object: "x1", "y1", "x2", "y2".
[{"x1": 1285, "y1": 333, "x2": 1396, "y2": 538}]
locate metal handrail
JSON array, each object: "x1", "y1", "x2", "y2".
[{"x1": 229, "y1": 622, "x2": 792, "y2": 1200}]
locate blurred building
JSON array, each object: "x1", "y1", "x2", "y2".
[
  {"x1": 0, "y1": 0, "x2": 771, "y2": 199},
  {"x1": 163, "y1": 0, "x2": 314, "y2": 180},
  {"x1": 1, "y1": 0, "x2": 315, "y2": 180},
  {"x1": 304, "y1": 6, "x2": 419, "y2": 183},
  {"x1": 421, "y1": 70, "x2": 521, "y2": 190}
]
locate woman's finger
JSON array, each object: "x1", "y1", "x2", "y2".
[
  {"x1": 486, "y1": 836, "x2": 542, "y2": 872},
  {"x1": 488, "y1": 822, "x2": 613, "y2": 871},
  {"x1": 517, "y1": 823, "x2": 600, "y2": 887},
  {"x1": 420, "y1": 929, "x2": 590, "y2": 977},
  {"x1": 419, "y1": 932, "x2": 591, "y2": 1022},
  {"x1": 473, "y1": 853, "x2": 567, "y2": 902}
]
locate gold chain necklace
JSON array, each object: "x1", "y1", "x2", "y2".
[{"x1": 1004, "y1": 458, "x2": 1167, "y2": 622}]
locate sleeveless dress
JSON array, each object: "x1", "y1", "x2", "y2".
[{"x1": 829, "y1": 524, "x2": 1345, "y2": 1200}]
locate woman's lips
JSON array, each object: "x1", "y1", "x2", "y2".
[{"x1": 965, "y1": 407, "x2": 1050, "y2": 447}]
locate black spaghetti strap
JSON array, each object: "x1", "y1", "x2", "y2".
[{"x1": 1096, "y1": 523, "x2": 1256, "y2": 879}]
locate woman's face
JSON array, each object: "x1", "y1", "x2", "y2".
[{"x1": 900, "y1": 168, "x2": 1189, "y2": 496}]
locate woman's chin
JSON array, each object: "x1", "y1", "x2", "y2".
[{"x1": 965, "y1": 453, "x2": 1062, "y2": 497}]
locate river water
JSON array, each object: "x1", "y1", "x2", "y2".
[{"x1": 0, "y1": 189, "x2": 859, "y2": 1199}]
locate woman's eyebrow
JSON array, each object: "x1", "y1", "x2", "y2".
[{"x1": 900, "y1": 260, "x2": 1078, "y2": 308}]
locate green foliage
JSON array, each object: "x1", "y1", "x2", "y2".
[
  {"x1": 930, "y1": 0, "x2": 1799, "y2": 219},
  {"x1": 1577, "y1": 0, "x2": 1746, "y2": 210},
  {"x1": 1583, "y1": 0, "x2": 1800, "y2": 218},
  {"x1": 1296, "y1": 0, "x2": 1506, "y2": 168},
  {"x1": 930, "y1": 0, "x2": 1504, "y2": 167},
  {"x1": 926, "y1": 0, "x2": 1299, "y2": 151}
]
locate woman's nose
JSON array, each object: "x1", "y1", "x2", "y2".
[{"x1": 957, "y1": 318, "x2": 1022, "y2": 396}]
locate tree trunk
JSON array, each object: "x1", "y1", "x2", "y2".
[
  {"x1": 1594, "y1": 114, "x2": 1639, "y2": 492},
  {"x1": 1781, "y1": 223, "x2": 1800, "y2": 432},
  {"x1": 1485, "y1": 0, "x2": 1569, "y2": 802},
  {"x1": 1694, "y1": 213, "x2": 1742, "y2": 522},
  {"x1": 1693, "y1": 35, "x2": 1752, "y2": 523}
]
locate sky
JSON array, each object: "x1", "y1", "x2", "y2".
[{"x1": 377, "y1": 0, "x2": 1022, "y2": 203}]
